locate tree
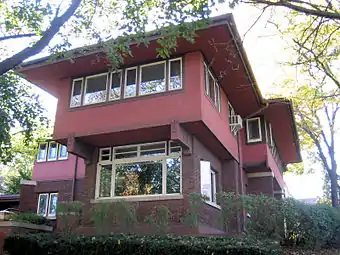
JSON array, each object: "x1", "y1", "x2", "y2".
[
  {"x1": 0, "y1": 0, "x2": 216, "y2": 75},
  {"x1": 0, "y1": 72, "x2": 47, "y2": 164},
  {"x1": 0, "y1": 125, "x2": 51, "y2": 194},
  {"x1": 278, "y1": 83, "x2": 340, "y2": 207},
  {"x1": 228, "y1": 0, "x2": 340, "y2": 20}
]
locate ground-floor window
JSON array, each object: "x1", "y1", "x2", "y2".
[
  {"x1": 200, "y1": 160, "x2": 217, "y2": 204},
  {"x1": 37, "y1": 193, "x2": 58, "y2": 217},
  {"x1": 96, "y1": 141, "x2": 182, "y2": 199}
]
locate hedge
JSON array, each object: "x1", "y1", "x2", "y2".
[{"x1": 4, "y1": 233, "x2": 282, "y2": 255}]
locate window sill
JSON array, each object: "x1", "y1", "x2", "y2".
[
  {"x1": 204, "y1": 201, "x2": 221, "y2": 210},
  {"x1": 91, "y1": 194, "x2": 183, "y2": 203}
]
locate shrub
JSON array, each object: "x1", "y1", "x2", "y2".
[
  {"x1": 4, "y1": 233, "x2": 282, "y2": 255},
  {"x1": 56, "y1": 201, "x2": 84, "y2": 234},
  {"x1": 9, "y1": 213, "x2": 52, "y2": 226}
]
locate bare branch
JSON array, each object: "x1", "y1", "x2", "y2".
[
  {"x1": 0, "y1": 33, "x2": 38, "y2": 42},
  {"x1": 0, "y1": 0, "x2": 82, "y2": 75}
]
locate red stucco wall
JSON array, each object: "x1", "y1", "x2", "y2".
[
  {"x1": 240, "y1": 131, "x2": 267, "y2": 165},
  {"x1": 53, "y1": 52, "x2": 203, "y2": 141},
  {"x1": 266, "y1": 145, "x2": 285, "y2": 189},
  {"x1": 32, "y1": 154, "x2": 85, "y2": 181}
]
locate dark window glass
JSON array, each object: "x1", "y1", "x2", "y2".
[
  {"x1": 248, "y1": 118, "x2": 261, "y2": 141},
  {"x1": 70, "y1": 80, "x2": 83, "y2": 107},
  {"x1": 125, "y1": 69, "x2": 137, "y2": 97},
  {"x1": 110, "y1": 72, "x2": 121, "y2": 100},
  {"x1": 84, "y1": 74, "x2": 107, "y2": 105},
  {"x1": 140, "y1": 63, "x2": 165, "y2": 95},
  {"x1": 169, "y1": 60, "x2": 181, "y2": 90}
]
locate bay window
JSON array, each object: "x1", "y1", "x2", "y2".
[
  {"x1": 47, "y1": 142, "x2": 58, "y2": 161},
  {"x1": 70, "y1": 58, "x2": 182, "y2": 107},
  {"x1": 96, "y1": 141, "x2": 181, "y2": 199},
  {"x1": 37, "y1": 193, "x2": 58, "y2": 218}
]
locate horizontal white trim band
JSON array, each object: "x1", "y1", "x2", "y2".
[
  {"x1": 20, "y1": 180, "x2": 37, "y2": 186},
  {"x1": 91, "y1": 194, "x2": 183, "y2": 203},
  {"x1": 247, "y1": 172, "x2": 274, "y2": 178}
]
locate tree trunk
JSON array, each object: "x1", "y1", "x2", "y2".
[{"x1": 329, "y1": 170, "x2": 339, "y2": 207}]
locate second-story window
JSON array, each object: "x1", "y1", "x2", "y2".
[
  {"x1": 37, "y1": 143, "x2": 48, "y2": 162},
  {"x1": 84, "y1": 73, "x2": 108, "y2": 105},
  {"x1": 204, "y1": 63, "x2": 220, "y2": 111},
  {"x1": 48, "y1": 142, "x2": 58, "y2": 161},
  {"x1": 246, "y1": 117, "x2": 262, "y2": 143},
  {"x1": 37, "y1": 142, "x2": 69, "y2": 162},
  {"x1": 140, "y1": 61, "x2": 166, "y2": 95},
  {"x1": 70, "y1": 58, "x2": 182, "y2": 108}
]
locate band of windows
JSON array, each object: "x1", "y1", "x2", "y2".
[
  {"x1": 70, "y1": 58, "x2": 182, "y2": 108},
  {"x1": 37, "y1": 142, "x2": 68, "y2": 162},
  {"x1": 95, "y1": 141, "x2": 182, "y2": 199}
]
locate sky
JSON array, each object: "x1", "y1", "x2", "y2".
[{"x1": 7, "y1": 2, "x2": 325, "y2": 199}]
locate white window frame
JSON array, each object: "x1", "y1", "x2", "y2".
[
  {"x1": 210, "y1": 170, "x2": 217, "y2": 203},
  {"x1": 168, "y1": 58, "x2": 182, "y2": 91},
  {"x1": 47, "y1": 141, "x2": 58, "y2": 161},
  {"x1": 204, "y1": 63, "x2": 221, "y2": 112},
  {"x1": 109, "y1": 70, "x2": 123, "y2": 101},
  {"x1": 57, "y1": 144, "x2": 68, "y2": 160},
  {"x1": 124, "y1": 67, "x2": 138, "y2": 98},
  {"x1": 37, "y1": 193, "x2": 49, "y2": 216},
  {"x1": 139, "y1": 61, "x2": 166, "y2": 96},
  {"x1": 95, "y1": 141, "x2": 182, "y2": 200},
  {"x1": 200, "y1": 160, "x2": 219, "y2": 208},
  {"x1": 70, "y1": 78, "x2": 84, "y2": 108},
  {"x1": 83, "y1": 72, "x2": 108, "y2": 105},
  {"x1": 47, "y1": 193, "x2": 58, "y2": 217},
  {"x1": 99, "y1": 147, "x2": 112, "y2": 162},
  {"x1": 37, "y1": 142, "x2": 48, "y2": 162},
  {"x1": 246, "y1": 117, "x2": 262, "y2": 143}
]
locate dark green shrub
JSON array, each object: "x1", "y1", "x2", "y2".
[
  {"x1": 9, "y1": 213, "x2": 52, "y2": 226},
  {"x1": 4, "y1": 233, "x2": 282, "y2": 255}
]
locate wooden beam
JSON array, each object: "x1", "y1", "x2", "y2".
[
  {"x1": 170, "y1": 120, "x2": 192, "y2": 155},
  {"x1": 67, "y1": 134, "x2": 95, "y2": 162}
]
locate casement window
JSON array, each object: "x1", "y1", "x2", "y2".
[
  {"x1": 110, "y1": 71, "x2": 122, "y2": 100},
  {"x1": 83, "y1": 73, "x2": 108, "y2": 105},
  {"x1": 47, "y1": 142, "x2": 58, "y2": 161},
  {"x1": 95, "y1": 141, "x2": 182, "y2": 199},
  {"x1": 70, "y1": 58, "x2": 182, "y2": 107},
  {"x1": 200, "y1": 160, "x2": 217, "y2": 204},
  {"x1": 58, "y1": 144, "x2": 68, "y2": 160},
  {"x1": 169, "y1": 58, "x2": 182, "y2": 90},
  {"x1": 37, "y1": 193, "x2": 58, "y2": 218},
  {"x1": 139, "y1": 61, "x2": 166, "y2": 96},
  {"x1": 204, "y1": 63, "x2": 221, "y2": 111},
  {"x1": 125, "y1": 67, "x2": 137, "y2": 98},
  {"x1": 37, "y1": 142, "x2": 68, "y2": 162},
  {"x1": 37, "y1": 143, "x2": 48, "y2": 162},
  {"x1": 246, "y1": 117, "x2": 262, "y2": 143},
  {"x1": 70, "y1": 78, "x2": 83, "y2": 107}
]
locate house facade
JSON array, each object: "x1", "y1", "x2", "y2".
[{"x1": 18, "y1": 14, "x2": 301, "y2": 234}]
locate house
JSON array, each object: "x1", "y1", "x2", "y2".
[{"x1": 17, "y1": 13, "x2": 301, "y2": 234}]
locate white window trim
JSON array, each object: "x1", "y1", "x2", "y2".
[
  {"x1": 246, "y1": 117, "x2": 262, "y2": 143},
  {"x1": 109, "y1": 70, "x2": 123, "y2": 101},
  {"x1": 47, "y1": 193, "x2": 58, "y2": 218},
  {"x1": 37, "y1": 193, "x2": 49, "y2": 216},
  {"x1": 268, "y1": 123, "x2": 274, "y2": 147},
  {"x1": 124, "y1": 67, "x2": 138, "y2": 98},
  {"x1": 99, "y1": 147, "x2": 112, "y2": 162},
  {"x1": 37, "y1": 142, "x2": 48, "y2": 162},
  {"x1": 47, "y1": 141, "x2": 58, "y2": 161},
  {"x1": 168, "y1": 58, "x2": 182, "y2": 91},
  {"x1": 139, "y1": 61, "x2": 166, "y2": 96},
  {"x1": 210, "y1": 169, "x2": 217, "y2": 203},
  {"x1": 204, "y1": 63, "x2": 221, "y2": 112},
  {"x1": 95, "y1": 141, "x2": 182, "y2": 200},
  {"x1": 57, "y1": 144, "x2": 68, "y2": 160},
  {"x1": 70, "y1": 78, "x2": 84, "y2": 108},
  {"x1": 83, "y1": 72, "x2": 108, "y2": 105}
]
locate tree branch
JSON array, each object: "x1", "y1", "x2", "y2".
[
  {"x1": 241, "y1": 0, "x2": 340, "y2": 20},
  {"x1": 0, "y1": 0, "x2": 82, "y2": 75},
  {"x1": 0, "y1": 33, "x2": 38, "y2": 42}
]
